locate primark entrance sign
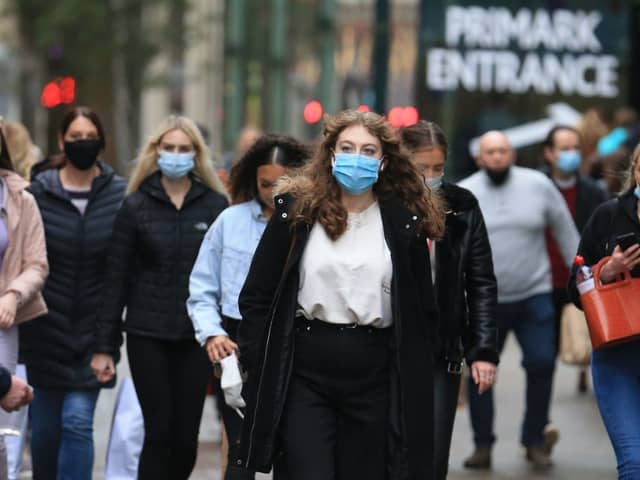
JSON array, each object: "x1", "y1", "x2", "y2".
[{"x1": 427, "y1": 6, "x2": 619, "y2": 98}]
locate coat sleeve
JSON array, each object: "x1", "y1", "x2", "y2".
[
  {"x1": 4, "y1": 192, "x2": 49, "y2": 304},
  {"x1": 187, "y1": 215, "x2": 228, "y2": 346},
  {"x1": 237, "y1": 198, "x2": 294, "y2": 371},
  {"x1": 94, "y1": 196, "x2": 138, "y2": 356},
  {"x1": 568, "y1": 202, "x2": 611, "y2": 308},
  {"x1": 463, "y1": 205, "x2": 499, "y2": 365},
  {"x1": 0, "y1": 364, "x2": 10, "y2": 398}
]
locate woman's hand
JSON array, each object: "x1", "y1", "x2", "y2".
[
  {"x1": 206, "y1": 335, "x2": 238, "y2": 363},
  {"x1": 600, "y1": 244, "x2": 640, "y2": 283},
  {"x1": 91, "y1": 353, "x2": 116, "y2": 383},
  {"x1": 0, "y1": 292, "x2": 19, "y2": 329},
  {"x1": 471, "y1": 360, "x2": 497, "y2": 395}
]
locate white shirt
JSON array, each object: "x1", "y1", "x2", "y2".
[{"x1": 297, "y1": 201, "x2": 393, "y2": 328}]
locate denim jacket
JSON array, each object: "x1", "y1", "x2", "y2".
[{"x1": 187, "y1": 200, "x2": 268, "y2": 345}]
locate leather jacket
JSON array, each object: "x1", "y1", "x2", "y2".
[{"x1": 435, "y1": 182, "x2": 499, "y2": 366}]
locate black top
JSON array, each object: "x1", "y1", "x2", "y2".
[
  {"x1": 94, "y1": 172, "x2": 228, "y2": 354},
  {"x1": 20, "y1": 163, "x2": 127, "y2": 389},
  {"x1": 569, "y1": 188, "x2": 640, "y2": 307}
]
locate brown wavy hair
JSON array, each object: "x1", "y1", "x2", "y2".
[{"x1": 275, "y1": 110, "x2": 445, "y2": 240}]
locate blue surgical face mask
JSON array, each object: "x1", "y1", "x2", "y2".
[
  {"x1": 634, "y1": 184, "x2": 640, "y2": 200},
  {"x1": 332, "y1": 153, "x2": 381, "y2": 195},
  {"x1": 556, "y1": 150, "x2": 581, "y2": 173},
  {"x1": 425, "y1": 175, "x2": 443, "y2": 191},
  {"x1": 158, "y1": 151, "x2": 195, "y2": 179}
]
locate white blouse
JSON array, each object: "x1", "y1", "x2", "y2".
[{"x1": 297, "y1": 201, "x2": 393, "y2": 328}]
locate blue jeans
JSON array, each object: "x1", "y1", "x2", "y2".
[
  {"x1": 592, "y1": 341, "x2": 640, "y2": 480},
  {"x1": 468, "y1": 293, "x2": 556, "y2": 448},
  {"x1": 30, "y1": 388, "x2": 100, "y2": 480}
]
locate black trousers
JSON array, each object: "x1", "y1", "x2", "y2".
[
  {"x1": 215, "y1": 317, "x2": 256, "y2": 480},
  {"x1": 277, "y1": 319, "x2": 391, "y2": 480},
  {"x1": 127, "y1": 334, "x2": 211, "y2": 480},
  {"x1": 433, "y1": 358, "x2": 462, "y2": 480}
]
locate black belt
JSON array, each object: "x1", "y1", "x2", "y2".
[{"x1": 295, "y1": 316, "x2": 390, "y2": 334}]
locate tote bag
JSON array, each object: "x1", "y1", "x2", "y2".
[
  {"x1": 559, "y1": 304, "x2": 592, "y2": 365},
  {"x1": 580, "y1": 256, "x2": 640, "y2": 350}
]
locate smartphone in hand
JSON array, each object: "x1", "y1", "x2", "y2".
[{"x1": 616, "y1": 232, "x2": 640, "y2": 251}]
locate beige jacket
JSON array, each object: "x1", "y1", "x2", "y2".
[{"x1": 0, "y1": 170, "x2": 48, "y2": 324}]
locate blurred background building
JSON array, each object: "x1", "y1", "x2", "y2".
[{"x1": 0, "y1": 0, "x2": 638, "y2": 178}]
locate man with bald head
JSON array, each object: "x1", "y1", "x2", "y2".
[{"x1": 459, "y1": 131, "x2": 580, "y2": 471}]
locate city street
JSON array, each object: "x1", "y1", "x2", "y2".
[{"x1": 84, "y1": 335, "x2": 615, "y2": 480}]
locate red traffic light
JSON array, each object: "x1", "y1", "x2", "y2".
[
  {"x1": 388, "y1": 106, "x2": 419, "y2": 128},
  {"x1": 303, "y1": 101, "x2": 323, "y2": 124},
  {"x1": 41, "y1": 77, "x2": 76, "y2": 108}
]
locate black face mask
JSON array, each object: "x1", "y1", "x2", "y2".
[
  {"x1": 486, "y1": 166, "x2": 510, "y2": 185},
  {"x1": 64, "y1": 139, "x2": 101, "y2": 170}
]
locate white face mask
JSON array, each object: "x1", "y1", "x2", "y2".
[{"x1": 219, "y1": 353, "x2": 245, "y2": 418}]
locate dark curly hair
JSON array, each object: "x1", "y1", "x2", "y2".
[
  {"x1": 276, "y1": 110, "x2": 445, "y2": 240},
  {"x1": 229, "y1": 134, "x2": 310, "y2": 204}
]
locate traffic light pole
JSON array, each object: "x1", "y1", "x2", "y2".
[
  {"x1": 372, "y1": 0, "x2": 390, "y2": 115},
  {"x1": 269, "y1": 0, "x2": 288, "y2": 131}
]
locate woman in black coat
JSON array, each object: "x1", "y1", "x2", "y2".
[
  {"x1": 400, "y1": 121, "x2": 499, "y2": 478},
  {"x1": 91, "y1": 115, "x2": 228, "y2": 480},
  {"x1": 568, "y1": 144, "x2": 640, "y2": 479},
  {"x1": 21, "y1": 107, "x2": 126, "y2": 480},
  {"x1": 235, "y1": 110, "x2": 445, "y2": 479}
]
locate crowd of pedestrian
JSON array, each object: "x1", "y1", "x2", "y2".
[{"x1": 0, "y1": 103, "x2": 638, "y2": 480}]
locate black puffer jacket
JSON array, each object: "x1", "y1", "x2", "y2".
[
  {"x1": 94, "y1": 172, "x2": 228, "y2": 354},
  {"x1": 436, "y1": 182, "x2": 499, "y2": 366},
  {"x1": 20, "y1": 163, "x2": 126, "y2": 389}
]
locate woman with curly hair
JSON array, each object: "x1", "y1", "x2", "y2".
[
  {"x1": 187, "y1": 133, "x2": 309, "y2": 480},
  {"x1": 234, "y1": 110, "x2": 445, "y2": 479}
]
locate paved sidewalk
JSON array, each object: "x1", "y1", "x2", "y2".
[{"x1": 85, "y1": 336, "x2": 615, "y2": 479}]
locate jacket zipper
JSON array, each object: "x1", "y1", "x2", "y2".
[
  {"x1": 245, "y1": 225, "x2": 304, "y2": 466},
  {"x1": 245, "y1": 270, "x2": 288, "y2": 465}
]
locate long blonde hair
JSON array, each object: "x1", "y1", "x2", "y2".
[
  {"x1": 275, "y1": 110, "x2": 445, "y2": 240},
  {"x1": 128, "y1": 115, "x2": 228, "y2": 195},
  {"x1": 623, "y1": 142, "x2": 640, "y2": 192}
]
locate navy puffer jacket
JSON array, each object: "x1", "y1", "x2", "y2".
[{"x1": 20, "y1": 163, "x2": 126, "y2": 389}]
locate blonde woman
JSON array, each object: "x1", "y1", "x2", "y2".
[{"x1": 91, "y1": 115, "x2": 228, "y2": 480}]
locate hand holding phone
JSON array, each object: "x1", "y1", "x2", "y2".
[{"x1": 616, "y1": 232, "x2": 640, "y2": 251}]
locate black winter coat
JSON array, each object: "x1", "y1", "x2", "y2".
[
  {"x1": 20, "y1": 163, "x2": 126, "y2": 389},
  {"x1": 237, "y1": 194, "x2": 439, "y2": 479},
  {"x1": 572, "y1": 175, "x2": 609, "y2": 233},
  {"x1": 568, "y1": 188, "x2": 640, "y2": 306},
  {"x1": 436, "y1": 183, "x2": 499, "y2": 366},
  {"x1": 94, "y1": 172, "x2": 228, "y2": 354}
]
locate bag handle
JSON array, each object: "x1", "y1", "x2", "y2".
[{"x1": 592, "y1": 256, "x2": 633, "y2": 291}]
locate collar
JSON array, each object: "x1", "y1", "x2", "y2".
[{"x1": 249, "y1": 198, "x2": 267, "y2": 221}]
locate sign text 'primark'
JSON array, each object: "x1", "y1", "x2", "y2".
[{"x1": 427, "y1": 6, "x2": 619, "y2": 98}]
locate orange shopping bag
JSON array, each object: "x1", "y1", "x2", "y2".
[{"x1": 580, "y1": 256, "x2": 640, "y2": 350}]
